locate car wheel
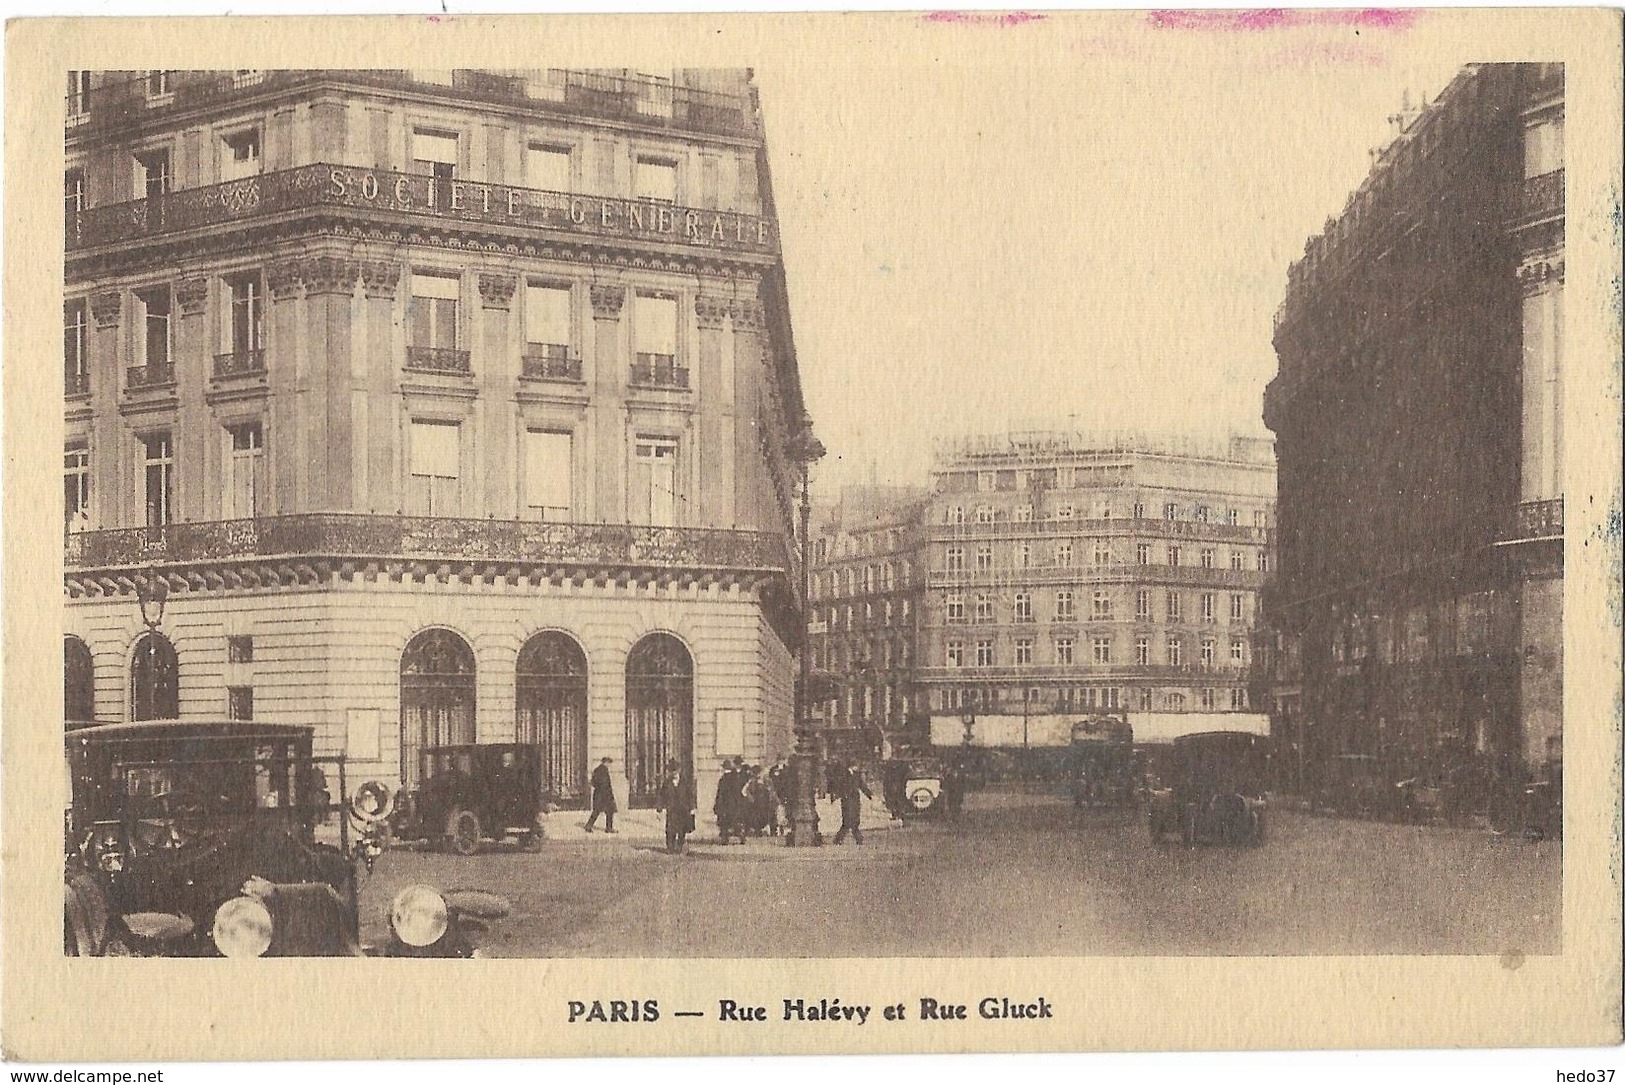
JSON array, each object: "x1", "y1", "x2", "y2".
[{"x1": 448, "y1": 809, "x2": 481, "y2": 856}]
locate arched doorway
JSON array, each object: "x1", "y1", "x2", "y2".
[
  {"x1": 130, "y1": 632, "x2": 178, "y2": 720},
  {"x1": 66, "y1": 635, "x2": 95, "y2": 723},
  {"x1": 516, "y1": 631, "x2": 589, "y2": 807},
  {"x1": 625, "y1": 632, "x2": 693, "y2": 808},
  {"x1": 400, "y1": 629, "x2": 475, "y2": 789}
]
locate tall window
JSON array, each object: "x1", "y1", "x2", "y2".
[
  {"x1": 1166, "y1": 638, "x2": 1183, "y2": 667},
  {"x1": 1201, "y1": 592, "x2": 1216, "y2": 623},
  {"x1": 67, "y1": 70, "x2": 91, "y2": 118},
  {"x1": 1230, "y1": 688, "x2": 1247, "y2": 710},
  {"x1": 65, "y1": 299, "x2": 88, "y2": 395},
  {"x1": 524, "y1": 429, "x2": 573, "y2": 520},
  {"x1": 1093, "y1": 540, "x2": 1111, "y2": 565},
  {"x1": 1231, "y1": 550, "x2": 1245, "y2": 571},
  {"x1": 1138, "y1": 688, "x2": 1153, "y2": 711},
  {"x1": 142, "y1": 432, "x2": 173, "y2": 527},
  {"x1": 974, "y1": 594, "x2": 994, "y2": 623},
  {"x1": 1014, "y1": 504, "x2": 1032, "y2": 522},
  {"x1": 521, "y1": 283, "x2": 574, "y2": 378},
  {"x1": 526, "y1": 142, "x2": 572, "y2": 192},
  {"x1": 1055, "y1": 541, "x2": 1072, "y2": 566},
  {"x1": 411, "y1": 129, "x2": 459, "y2": 204},
  {"x1": 1017, "y1": 541, "x2": 1031, "y2": 568},
  {"x1": 1135, "y1": 589, "x2": 1151, "y2": 620},
  {"x1": 1091, "y1": 590, "x2": 1112, "y2": 620},
  {"x1": 1136, "y1": 543, "x2": 1150, "y2": 565},
  {"x1": 1166, "y1": 591, "x2": 1182, "y2": 622},
  {"x1": 1092, "y1": 637, "x2": 1112, "y2": 665},
  {"x1": 1230, "y1": 593, "x2": 1246, "y2": 621},
  {"x1": 399, "y1": 629, "x2": 476, "y2": 789},
  {"x1": 225, "y1": 421, "x2": 265, "y2": 519},
  {"x1": 65, "y1": 636, "x2": 95, "y2": 722},
  {"x1": 225, "y1": 273, "x2": 263, "y2": 354},
  {"x1": 220, "y1": 128, "x2": 262, "y2": 182},
  {"x1": 1013, "y1": 592, "x2": 1032, "y2": 622},
  {"x1": 945, "y1": 594, "x2": 964, "y2": 623},
  {"x1": 64, "y1": 443, "x2": 90, "y2": 529},
  {"x1": 146, "y1": 70, "x2": 172, "y2": 98},
  {"x1": 1055, "y1": 638, "x2": 1074, "y2": 665},
  {"x1": 1201, "y1": 548, "x2": 1215, "y2": 569},
  {"x1": 1200, "y1": 639, "x2": 1216, "y2": 668},
  {"x1": 945, "y1": 641, "x2": 964, "y2": 667},
  {"x1": 517, "y1": 631, "x2": 590, "y2": 805},
  {"x1": 1055, "y1": 590, "x2": 1074, "y2": 621},
  {"x1": 135, "y1": 287, "x2": 172, "y2": 377},
  {"x1": 633, "y1": 293, "x2": 681, "y2": 386},
  {"x1": 130, "y1": 632, "x2": 179, "y2": 721},
  {"x1": 135, "y1": 148, "x2": 171, "y2": 201},
  {"x1": 1167, "y1": 545, "x2": 1181, "y2": 567},
  {"x1": 1014, "y1": 639, "x2": 1033, "y2": 665},
  {"x1": 975, "y1": 544, "x2": 992, "y2": 572},
  {"x1": 64, "y1": 167, "x2": 85, "y2": 220},
  {"x1": 1194, "y1": 506, "x2": 1209, "y2": 524},
  {"x1": 631, "y1": 436, "x2": 679, "y2": 526},
  {"x1": 1226, "y1": 508, "x2": 1240, "y2": 526},
  {"x1": 1231, "y1": 639, "x2": 1246, "y2": 664},
  {"x1": 1135, "y1": 636, "x2": 1150, "y2": 666},
  {"x1": 975, "y1": 505, "x2": 995, "y2": 524},
  {"x1": 227, "y1": 687, "x2": 255, "y2": 721},
  {"x1": 1257, "y1": 552, "x2": 1270, "y2": 573},
  {"x1": 634, "y1": 156, "x2": 678, "y2": 203},
  {"x1": 975, "y1": 640, "x2": 995, "y2": 668},
  {"x1": 947, "y1": 505, "x2": 964, "y2": 525},
  {"x1": 1163, "y1": 502, "x2": 1177, "y2": 521},
  {"x1": 1132, "y1": 502, "x2": 1145, "y2": 519},
  {"x1": 945, "y1": 546, "x2": 964, "y2": 573},
  {"x1": 1200, "y1": 688, "x2": 1216, "y2": 710},
  {"x1": 1167, "y1": 692, "x2": 1187, "y2": 711},
  {"x1": 410, "y1": 273, "x2": 460, "y2": 352},
  {"x1": 408, "y1": 420, "x2": 460, "y2": 516}
]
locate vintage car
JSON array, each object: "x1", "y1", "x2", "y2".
[
  {"x1": 1070, "y1": 715, "x2": 1135, "y2": 809},
  {"x1": 391, "y1": 743, "x2": 548, "y2": 854},
  {"x1": 1146, "y1": 731, "x2": 1269, "y2": 846},
  {"x1": 879, "y1": 755, "x2": 945, "y2": 817},
  {"x1": 63, "y1": 720, "x2": 499, "y2": 957}
]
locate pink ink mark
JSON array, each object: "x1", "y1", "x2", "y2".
[
  {"x1": 923, "y1": 10, "x2": 1048, "y2": 27},
  {"x1": 1146, "y1": 9, "x2": 1419, "y2": 32}
]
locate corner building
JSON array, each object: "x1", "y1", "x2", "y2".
[
  {"x1": 1263, "y1": 64, "x2": 1564, "y2": 788},
  {"x1": 62, "y1": 69, "x2": 809, "y2": 807}
]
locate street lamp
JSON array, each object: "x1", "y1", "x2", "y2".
[
  {"x1": 786, "y1": 413, "x2": 826, "y2": 847},
  {"x1": 135, "y1": 568, "x2": 169, "y2": 629}
]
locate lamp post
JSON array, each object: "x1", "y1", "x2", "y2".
[{"x1": 787, "y1": 414, "x2": 826, "y2": 847}]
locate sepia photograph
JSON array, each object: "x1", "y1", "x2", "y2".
[{"x1": 6, "y1": 7, "x2": 1621, "y2": 1063}]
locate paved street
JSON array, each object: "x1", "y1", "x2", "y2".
[{"x1": 358, "y1": 788, "x2": 1560, "y2": 957}]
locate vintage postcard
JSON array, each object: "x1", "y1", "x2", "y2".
[{"x1": 3, "y1": 8, "x2": 1621, "y2": 1063}]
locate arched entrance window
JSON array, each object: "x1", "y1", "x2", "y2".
[
  {"x1": 516, "y1": 631, "x2": 589, "y2": 806},
  {"x1": 65, "y1": 635, "x2": 95, "y2": 722},
  {"x1": 625, "y1": 632, "x2": 693, "y2": 808},
  {"x1": 130, "y1": 632, "x2": 178, "y2": 720},
  {"x1": 400, "y1": 629, "x2": 475, "y2": 788}
]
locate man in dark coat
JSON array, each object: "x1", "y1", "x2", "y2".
[
  {"x1": 584, "y1": 756, "x2": 617, "y2": 833},
  {"x1": 713, "y1": 759, "x2": 738, "y2": 843},
  {"x1": 832, "y1": 760, "x2": 873, "y2": 845},
  {"x1": 655, "y1": 760, "x2": 696, "y2": 854}
]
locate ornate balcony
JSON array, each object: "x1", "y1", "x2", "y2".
[
  {"x1": 66, "y1": 163, "x2": 778, "y2": 262},
  {"x1": 66, "y1": 70, "x2": 753, "y2": 140},
  {"x1": 64, "y1": 514, "x2": 791, "y2": 580},
  {"x1": 521, "y1": 344, "x2": 582, "y2": 382},
  {"x1": 631, "y1": 353, "x2": 689, "y2": 390},
  {"x1": 926, "y1": 516, "x2": 1269, "y2": 543},
  {"x1": 213, "y1": 349, "x2": 265, "y2": 380},
  {"x1": 917, "y1": 663, "x2": 1248, "y2": 683},
  {"x1": 125, "y1": 362, "x2": 174, "y2": 391},
  {"x1": 927, "y1": 564, "x2": 1264, "y2": 589},
  {"x1": 1514, "y1": 169, "x2": 1564, "y2": 227},
  {"x1": 405, "y1": 347, "x2": 472, "y2": 375}
]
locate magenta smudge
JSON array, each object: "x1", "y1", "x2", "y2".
[
  {"x1": 1147, "y1": 9, "x2": 1419, "y2": 32},
  {"x1": 923, "y1": 10, "x2": 1048, "y2": 27}
]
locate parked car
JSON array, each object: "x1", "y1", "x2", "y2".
[
  {"x1": 391, "y1": 743, "x2": 548, "y2": 855},
  {"x1": 1146, "y1": 731, "x2": 1269, "y2": 846},
  {"x1": 62, "y1": 720, "x2": 497, "y2": 957},
  {"x1": 1070, "y1": 715, "x2": 1135, "y2": 809}
]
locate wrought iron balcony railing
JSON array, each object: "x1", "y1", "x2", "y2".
[
  {"x1": 1515, "y1": 169, "x2": 1564, "y2": 226},
  {"x1": 125, "y1": 362, "x2": 174, "y2": 391},
  {"x1": 66, "y1": 163, "x2": 778, "y2": 259},
  {"x1": 405, "y1": 347, "x2": 472, "y2": 375},
  {"x1": 927, "y1": 564, "x2": 1264, "y2": 589},
  {"x1": 917, "y1": 662, "x2": 1248, "y2": 682},
  {"x1": 521, "y1": 344, "x2": 583, "y2": 381},
  {"x1": 213, "y1": 349, "x2": 266, "y2": 380},
  {"x1": 1507, "y1": 497, "x2": 1564, "y2": 542},
  {"x1": 64, "y1": 513, "x2": 791, "y2": 574},
  {"x1": 631, "y1": 353, "x2": 689, "y2": 389},
  {"x1": 926, "y1": 516, "x2": 1269, "y2": 543},
  {"x1": 66, "y1": 70, "x2": 753, "y2": 139}
]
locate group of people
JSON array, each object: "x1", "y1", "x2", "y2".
[{"x1": 712, "y1": 758, "x2": 790, "y2": 844}]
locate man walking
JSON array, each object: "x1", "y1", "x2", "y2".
[
  {"x1": 832, "y1": 760, "x2": 873, "y2": 845},
  {"x1": 584, "y1": 756, "x2": 618, "y2": 833},
  {"x1": 655, "y1": 759, "x2": 696, "y2": 854}
]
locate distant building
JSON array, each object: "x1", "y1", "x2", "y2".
[
  {"x1": 807, "y1": 485, "x2": 929, "y2": 749},
  {"x1": 1262, "y1": 64, "x2": 1564, "y2": 791},
  {"x1": 914, "y1": 432, "x2": 1276, "y2": 728},
  {"x1": 62, "y1": 69, "x2": 813, "y2": 809}
]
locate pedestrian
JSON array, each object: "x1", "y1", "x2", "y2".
[
  {"x1": 744, "y1": 765, "x2": 776, "y2": 837},
  {"x1": 942, "y1": 762, "x2": 964, "y2": 821},
  {"x1": 832, "y1": 760, "x2": 872, "y2": 845},
  {"x1": 714, "y1": 758, "x2": 743, "y2": 844},
  {"x1": 655, "y1": 759, "x2": 697, "y2": 854},
  {"x1": 584, "y1": 756, "x2": 618, "y2": 833},
  {"x1": 767, "y1": 757, "x2": 790, "y2": 836}
]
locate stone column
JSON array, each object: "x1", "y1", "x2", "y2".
[
  {"x1": 730, "y1": 295, "x2": 767, "y2": 533},
  {"x1": 88, "y1": 290, "x2": 124, "y2": 527},
  {"x1": 359, "y1": 259, "x2": 403, "y2": 514},
  {"x1": 694, "y1": 292, "x2": 734, "y2": 526},
  {"x1": 303, "y1": 255, "x2": 361, "y2": 510},
  {"x1": 265, "y1": 257, "x2": 305, "y2": 513},
  {"x1": 589, "y1": 283, "x2": 626, "y2": 523},
  {"x1": 173, "y1": 276, "x2": 211, "y2": 521},
  {"x1": 478, "y1": 271, "x2": 519, "y2": 519}
]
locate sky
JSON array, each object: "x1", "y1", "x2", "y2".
[{"x1": 749, "y1": 16, "x2": 1466, "y2": 497}]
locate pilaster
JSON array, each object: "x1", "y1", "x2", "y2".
[
  {"x1": 479, "y1": 271, "x2": 518, "y2": 517},
  {"x1": 590, "y1": 283, "x2": 627, "y2": 522},
  {"x1": 695, "y1": 293, "x2": 733, "y2": 526},
  {"x1": 359, "y1": 259, "x2": 403, "y2": 514}
]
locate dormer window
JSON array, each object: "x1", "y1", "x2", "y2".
[{"x1": 221, "y1": 128, "x2": 262, "y2": 182}]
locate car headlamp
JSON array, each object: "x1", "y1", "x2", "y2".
[
  {"x1": 212, "y1": 895, "x2": 274, "y2": 958},
  {"x1": 389, "y1": 884, "x2": 448, "y2": 948}
]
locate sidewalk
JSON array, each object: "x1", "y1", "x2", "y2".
[{"x1": 539, "y1": 794, "x2": 902, "y2": 848}]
